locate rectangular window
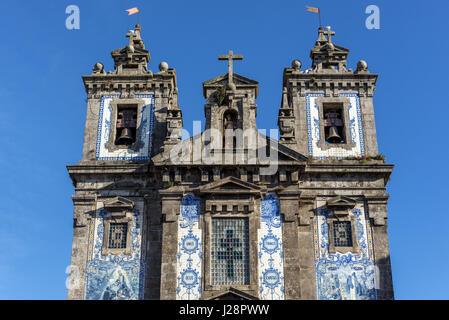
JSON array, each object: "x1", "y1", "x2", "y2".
[
  {"x1": 211, "y1": 218, "x2": 250, "y2": 285},
  {"x1": 108, "y1": 223, "x2": 128, "y2": 249},
  {"x1": 333, "y1": 221, "x2": 353, "y2": 247}
]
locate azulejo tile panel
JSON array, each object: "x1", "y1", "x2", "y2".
[
  {"x1": 306, "y1": 93, "x2": 365, "y2": 158},
  {"x1": 258, "y1": 194, "x2": 285, "y2": 300},
  {"x1": 84, "y1": 201, "x2": 146, "y2": 300},
  {"x1": 176, "y1": 195, "x2": 202, "y2": 300},
  {"x1": 313, "y1": 199, "x2": 377, "y2": 300},
  {"x1": 95, "y1": 94, "x2": 155, "y2": 161}
]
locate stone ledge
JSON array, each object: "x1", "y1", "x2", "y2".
[{"x1": 67, "y1": 163, "x2": 149, "y2": 175}]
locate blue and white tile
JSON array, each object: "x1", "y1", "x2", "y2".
[
  {"x1": 176, "y1": 195, "x2": 202, "y2": 300},
  {"x1": 258, "y1": 194, "x2": 285, "y2": 300},
  {"x1": 313, "y1": 199, "x2": 377, "y2": 300},
  {"x1": 84, "y1": 201, "x2": 146, "y2": 300},
  {"x1": 306, "y1": 93, "x2": 365, "y2": 158},
  {"x1": 95, "y1": 94, "x2": 155, "y2": 161}
]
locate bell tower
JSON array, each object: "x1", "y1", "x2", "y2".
[
  {"x1": 279, "y1": 27, "x2": 379, "y2": 159},
  {"x1": 66, "y1": 24, "x2": 182, "y2": 300},
  {"x1": 202, "y1": 51, "x2": 259, "y2": 150},
  {"x1": 277, "y1": 27, "x2": 394, "y2": 300}
]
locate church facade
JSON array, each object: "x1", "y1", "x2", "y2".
[{"x1": 66, "y1": 25, "x2": 394, "y2": 300}]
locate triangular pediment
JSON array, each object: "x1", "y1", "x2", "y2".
[
  {"x1": 203, "y1": 73, "x2": 258, "y2": 86},
  {"x1": 203, "y1": 73, "x2": 259, "y2": 98},
  {"x1": 111, "y1": 46, "x2": 149, "y2": 56},
  {"x1": 111, "y1": 46, "x2": 148, "y2": 58},
  {"x1": 199, "y1": 176, "x2": 261, "y2": 194},
  {"x1": 317, "y1": 44, "x2": 349, "y2": 54},
  {"x1": 152, "y1": 132, "x2": 308, "y2": 166},
  {"x1": 103, "y1": 196, "x2": 135, "y2": 210},
  {"x1": 326, "y1": 195, "x2": 357, "y2": 208},
  {"x1": 204, "y1": 287, "x2": 259, "y2": 300}
]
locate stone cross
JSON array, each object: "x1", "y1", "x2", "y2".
[
  {"x1": 324, "y1": 27, "x2": 335, "y2": 44},
  {"x1": 126, "y1": 30, "x2": 135, "y2": 50},
  {"x1": 218, "y1": 50, "x2": 243, "y2": 85}
]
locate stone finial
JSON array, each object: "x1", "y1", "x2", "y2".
[
  {"x1": 92, "y1": 62, "x2": 105, "y2": 75},
  {"x1": 159, "y1": 61, "x2": 169, "y2": 72},
  {"x1": 134, "y1": 24, "x2": 141, "y2": 35},
  {"x1": 291, "y1": 60, "x2": 302, "y2": 71},
  {"x1": 356, "y1": 60, "x2": 369, "y2": 73},
  {"x1": 316, "y1": 27, "x2": 327, "y2": 45}
]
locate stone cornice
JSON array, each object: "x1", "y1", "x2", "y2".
[
  {"x1": 152, "y1": 162, "x2": 306, "y2": 167},
  {"x1": 67, "y1": 163, "x2": 149, "y2": 179},
  {"x1": 364, "y1": 194, "x2": 390, "y2": 204},
  {"x1": 304, "y1": 163, "x2": 394, "y2": 174},
  {"x1": 71, "y1": 194, "x2": 96, "y2": 204},
  {"x1": 284, "y1": 71, "x2": 378, "y2": 81},
  {"x1": 82, "y1": 72, "x2": 176, "y2": 83},
  {"x1": 82, "y1": 72, "x2": 177, "y2": 94},
  {"x1": 283, "y1": 70, "x2": 378, "y2": 97}
]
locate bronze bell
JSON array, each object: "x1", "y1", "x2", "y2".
[
  {"x1": 327, "y1": 126, "x2": 342, "y2": 143},
  {"x1": 117, "y1": 128, "x2": 134, "y2": 145}
]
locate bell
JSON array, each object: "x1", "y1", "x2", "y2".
[
  {"x1": 117, "y1": 128, "x2": 134, "y2": 145},
  {"x1": 327, "y1": 126, "x2": 342, "y2": 143}
]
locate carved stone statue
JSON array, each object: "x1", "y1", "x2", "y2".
[{"x1": 223, "y1": 113, "x2": 236, "y2": 149}]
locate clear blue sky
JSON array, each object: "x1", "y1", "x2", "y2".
[{"x1": 0, "y1": 0, "x2": 447, "y2": 300}]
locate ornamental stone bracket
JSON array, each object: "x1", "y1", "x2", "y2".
[
  {"x1": 297, "y1": 192, "x2": 315, "y2": 226},
  {"x1": 365, "y1": 195, "x2": 390, "y2": 226},
  {"x1": 159, "y1": 191, "x2": 183, "y2": 223},
  {"x1": 71, "y1": 194, "x2": 97, "y2": 228},
  {"x1": 298, "y1": 201, "x2": 314, "y2": 226},
  {"x1": 278, "y1": 191, "x2": 300, "y2": 222}
]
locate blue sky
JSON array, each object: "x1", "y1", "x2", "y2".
[{"x1": 0, "y1": 0, "x2": 447, "y2": 299}]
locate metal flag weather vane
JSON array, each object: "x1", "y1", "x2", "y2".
[
  {"x1": 126, "y1": 7, "x2": 140, "y2": 24},
  {"x1": 306, "y1": 5, "x2": 322, "y2": 27}
]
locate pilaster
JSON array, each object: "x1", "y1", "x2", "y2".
[
  {"x1": 278, "y1": 192, "x2": 301, "y2": 299},
  {"x1": 159, "y1": 193, "x2": 182, "y2": 299}
]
